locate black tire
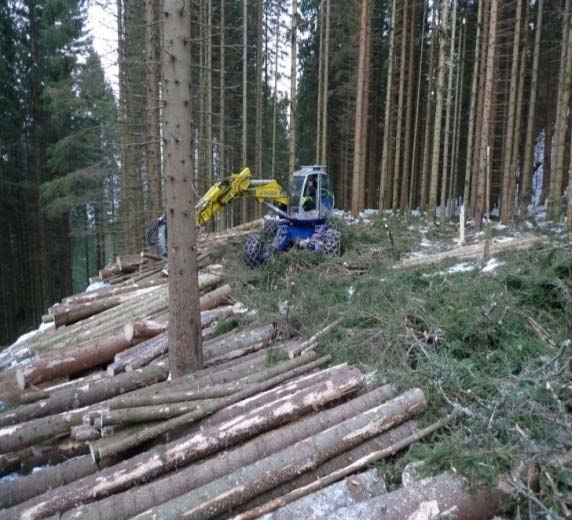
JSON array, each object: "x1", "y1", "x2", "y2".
[
  {"x1": 244, "y1": 234, "x2": 264, "y2": 267},
  {"x1": 323, "y1": 228, "x2": 341, "y2": 256},
  {"x1": 263, "y1": 219, "x2": 278, "y2": 238}
]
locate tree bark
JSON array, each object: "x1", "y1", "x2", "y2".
[
  {"x1": 163, "y1": 0, "x2": 203, "y2": 376},
  {"x1": 463, "y1": 0, "x2": 484, "y2": 212},
  {"x1": 90, "y1": 356, "x2": 337, "y2": 461},
  {"x1": 351, "y1": 0, "x2": 371, "y2": 216},
  {"x1": 428, "y1": 0, "x2": 449, "y2": 222},
  {"x1": 136, "y1": 388, "x2": 426, "y2": 519},
  {"x1": 61, "y1": 386, "x2": 395, "y2": 520},
  {"x1": 6, "y1": 365, "x2": 361, "y2": 519},
  {"x1": 321, "y1": 0, "x2": 331, "y2": 165},
  {"x1": 289, "y1": 0, "x2": 298, "y2": 178},
  {"x1": 391, "y1": 0, "x2": 408, "y2": 212},
  {"x1": 145, "y1": 0, "x2": 162, "y2": 220},
  {"x1": 440, "y1": 0, "x2": 457, "y2": 227},
  {"x1": 475, "y1": 0, "x2": 498, "y2": 232},
  {"x1": 520, "y1": 0, "x2": 544, "y2": 216},
  {"x1": 379, "y1": 0, "x2": 397, "y2": 211}
]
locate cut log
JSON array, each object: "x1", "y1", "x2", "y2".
[
  {"x1": 203, "y1": 324, "x2": 275, "y2": 361},
  {"x1": 95, "y1": 402, "x2": 199, "y2": 427},
  {"x1": 308, "y1": 472, "x2": 511, "y2": 520},
  {"x1": 90, "y1": 355, "x2": 336, "y2": 461},
  {"x1": 0, "y1": 364, "x2": 169, "y2": 432},
  {"x1": 6, "y1": 364, "x2": 361, "y2": 519},
  {"x1": 107, "y1": 333, "x2": 168, "y2": 376},
  {"x1": 108, "y1": 352, "x2": 322, "y2": 409},
  {"x1": 0, "y1": 439, "x2": 88, "y2": 477},
  {"x1": 134, "y1": 388, "x2": 426, "y2": 519},
  {"x1": 63, "y1": 385, "x2": 396, "y2": 520},
  {"x1": 198, "y1": 283, "x2": 232, "y2": 310},
  {"x1": 237, "y1": 414, "x2": 455, "y2": 519},
  {"x1": 0, "y1": 455, "x2": 100, "y2": 509},
  {"x1": 400, "y1": 235, "x2": 549, "y2": 268},
  {"x1": 15, "y1": 329, "x2": 142, "y2": 391},
  {"x1": 238, "y1": 420, "x2": 419, "y2": 514},
  {"x1": 123, "y1": 319, "x2": 166, "y2": 341}
]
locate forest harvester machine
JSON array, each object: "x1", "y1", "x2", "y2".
[{"x1": 146, "y1": 165, "x2": 341, "y2": 267}]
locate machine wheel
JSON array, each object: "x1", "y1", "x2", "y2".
[
  {"x1": 323, "y1": 228, "x2": 341, "y2": 256},
  {"x1": 263, "y1": 219, "x2": 278, "y2": 238},
  {"x1": 244, "y1": 234, "x2": 264, "y2": 267}
]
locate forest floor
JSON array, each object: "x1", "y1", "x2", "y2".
[{"x1": 214, "y1": 211, "x2": 572, "y2": 518}]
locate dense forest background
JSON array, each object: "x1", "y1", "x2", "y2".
[{"x1": 1, "y1": 0, "x2": 571, "y2": 345}]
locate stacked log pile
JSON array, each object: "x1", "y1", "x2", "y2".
[{"x1": 0, "y1": 221, "x2": 469, "y2": 520}]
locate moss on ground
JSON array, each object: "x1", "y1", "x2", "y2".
[{"x1": 221, "y1": 217, "x2": 572, "y2": 517}]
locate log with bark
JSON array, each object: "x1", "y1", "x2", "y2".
[
  {"x1": 90, "y1": 355, "x2": 337, "y2": 461},
  {"x1": 236, "y1": 415, "x2": 455, "y2": 519},
  {"x1": 0, "y1": 364, "x2": 169, "y2": 451},
  {"x1": 4, "y1": 364, "x2": 362, "y2": 519},
  {"x1": 308, "y1": 472, "x2": 512, "y2": 520},
  {"x1": 15, "y1": 326, "x2": 149, "y2": 391},
  {"x1": 133, "y1": 388, "x2": 426, "y2": 519},
  {"x1": 63, "y1": 386, "x2": 397, "y2": 520},
  {"x1": 0, "y1": 438, "x2": 88, "y2": 477},
  {"x1": 107, "y1": 333, "x2": 168, "y2": 376},
  {"x1": 400, "y1": 234, "x2": 549, "y2": 268}
]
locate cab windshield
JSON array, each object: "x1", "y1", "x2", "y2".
[{"x1": 288, "y1": 175, "x2": 305, "y2": 215}]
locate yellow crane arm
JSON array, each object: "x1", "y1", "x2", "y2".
[{"x1": 195, "y1": 167, "x2": 289, "y2": 226}]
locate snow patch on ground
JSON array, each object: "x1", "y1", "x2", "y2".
[{"x1": 482, "y1": 258, "x2": 504, "y2": 273}]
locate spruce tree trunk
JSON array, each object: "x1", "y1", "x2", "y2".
[
  {"x1": 440, "y1": 0, "x2": 457, "y2": 228},
  {"x1": 163, "y1": 0, "x2": 203, "y2": 375},
  {"x1": 316, "y1": 0, "x2": 325, "y2": 163},
  {"x1": 549, "y1": 0, "x2": 572, "y2": 221},
  {"x1": 391, "y1": 0, "x2": 408, "y2": 212},
  {"x1": 351, "y1": 0, "x2": 370, "y2": 216},
  {"x1": 321, "y1": 0, "x2": 331, "y2": 166},
  {"x1": 520, "y1": 0, "x2": 544, "y2": 216},
  {"x1": 241, "y1": 0, "x2": 248, "y2": 222},
  {"x1": 463, "y1": 0, "x2": 484, "y2": 213},
  {"x1": 475, "y1": 0, "x2": 498, "y2": 232},
  {"x1": 255, "y1": 0, "x2": 263, "y2": 206},
  {"x1": 400, "y1": 0, "x2": 416, "y2": 214},
  {"x1": 379, "y1": 0, "x2": 397, "y2": 211},
  {"x1": 145, "y1": 0, "x2": 162, "y2": 221},
  {"x1": 289, "y1": 0, "x2": 298, "y2": 179},
  {"x1": 428, "y1": 0, "x2": 449, "y2": 222}
]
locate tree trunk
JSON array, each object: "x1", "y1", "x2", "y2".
[
  {"x1": 242, "y1": 0, "x2": 248, "y2": 222},
  {"x1": 549, "y1": 0, "x2": 572, "y2": 221},
  {"x1": 475, "y1": 0, "x2": 498, "y2": 232},
  {"x1": 428, "y1": 0, "x2": 449, "y2": 222},
  {"x1": 520, "y1": 0, "x2": 544, "y2": 215},
  {"x1": 321, "y1": 0, "x2": 331, "y2": 165},
  {"x1": 409, "y1": 0, "x2": 427, "y2": 211},
  {"x1": 136, "y1": 388, "x2": 426, "y2": 519},
  {"x1": 145, "y1": 0, "x2": 162, "y2": 220},
  {"x1": 289, "y1": 0, "x2": 298, "y2": 179},
  {"x1": 464, "y1": 0, "x2": 484, "y2": 212},
  {"x1": 351, "y1": 0, "x2": 371, "y2": 216},
  {"x1": 509, "y1": 0, "x2": 530, "y2": 220},
  {"x1": 500, "y1": 0, "x2": 524, "y2": 223},
  {"x1": 379, "y1": 0, "x2": 397, "y2": 211},
  {"x1": 271, "y1": 3, "x2": 280, "y2": 179},
  {"x1": 316, "y1": 0, "x2": 325, "y2": 163},
  {"x1": 391, "y1": 0, "x2": 408, "y2": 212},
  {"x1": 254, "y1": 0, "x2": 263, "y2": 213},
  {"x1": 219, "y1": 0, "x2": 226, "y2": 217},
  {"x1": 5, "y1": 365, "x2": 361, "y2": 519},
  {"x1": 419, "y1": 23, "x2": 436, "y2": 213},
  {"x1": 163, "y1": 0, "x2": 203, "y2": 376},
  {"x1": 440, "y1": 0, "x2": 457, "y2": 227}
]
